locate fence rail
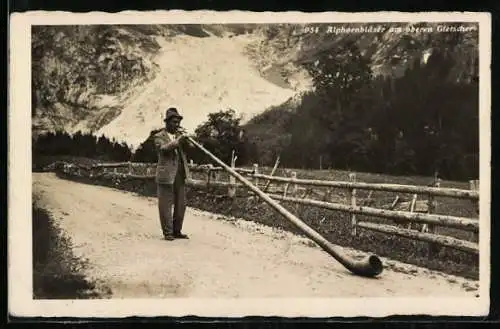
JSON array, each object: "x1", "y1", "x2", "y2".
[
  {"x1": 92, "y1": 161, "x2": 255, "y2": 174},
  {"x1": 356, "y1": 222, "x2": 479, "y2": 254},
  {"x1": 267, "y1": 193, "x2": 479, "y2": 233},
  {"x1": 252, "y1": 174, "x2": 479, "y2": 200},
  {"x1": 89, "y1": 162, "x2": 478, "y2": 200},
  {"x1": 54, "y1": 160, "x2": 480, "y2": 255}
]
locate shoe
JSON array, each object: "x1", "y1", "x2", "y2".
[
  {"x1": 164, "y1": 234, "x2": 175, "y2": 241},
  {"x1": 174, "y1": 232, "x2": 189, "y2": 239}
]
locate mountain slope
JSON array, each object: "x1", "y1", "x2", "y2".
[
  {"x1": 32, "y1": 23, "x2": 478, "y2": 149},
  {"x1": 31, "y1": 25, "x2": 163, "y2": 137},
  {"x1": 248, "y1": 22, "x2": 478, "y2": 80},
  {"x1": 96, "y1": 34, "x2": 304, "y2": 148}
]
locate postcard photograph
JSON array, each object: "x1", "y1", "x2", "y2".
[{"x1": 8, "y1": 11, "x2": 491, "y2": 318}]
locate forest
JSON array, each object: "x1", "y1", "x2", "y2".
[
  {"x1": 33, "y1": 130, "x2": 133, "y2": 163},
  {"x1": 242, "y1": 42, "x2": 479, "y2": 181}
]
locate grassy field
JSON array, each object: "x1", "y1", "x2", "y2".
[
  {"x1": 277, "y1": 167, "x2": 478, "y2": 241},
  {"x1": 191, "y1": 165, "x2": 479, "y2": 221},
  {"x1": 36, "y1": 155, "x2": 480, "y2": 279}
]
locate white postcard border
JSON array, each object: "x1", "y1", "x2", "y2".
[{"x1": 8, "y1": 10, "x2": 492, "y2": 318}]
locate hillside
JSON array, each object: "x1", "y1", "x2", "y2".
[
  {"x1": 31, "y1": 25, "x2": 163, "y2": 137},
  {"x1": 95, "y1": 33, "x2": 303, "y2": 148},
  {"x1": 246, "y1": 22, "x2": 478, "y2": 80},
  {"x1": 32, "y1": 23, "x2": 479, "y2": 152},
  {"x1": 240, "y1": 23, "x2": 479, "y2": 180},
  {"x1": 32, "y1": 24, "x2": 313, "y2": 148}
]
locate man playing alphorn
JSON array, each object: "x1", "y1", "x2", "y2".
[{"x1": 152, "y1": 107, "x2": 191, "y2": 241}]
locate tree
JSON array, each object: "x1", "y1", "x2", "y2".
[
  {"x1": 243, "y1": 104, "x2": 293, "y2": 166},
  {"x1": 304, "y1": 41, "x2": 372, "y2": 97},
  {"x1": 192, "y1": 109, "x2": 247, "y2": 165},
  {"x1": 245, "y1": 34, "x2": 478, "y2": 180},
  {"x1": 132, "y1": 133, "x2": 158, "y2": 163},
  {"x1": 32, "y1": 129, "x2": 133, "y2": 163},
  {"x1": 283, "y1": 42, "x2": 373, "y2": 170}
]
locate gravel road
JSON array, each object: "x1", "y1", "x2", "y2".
[{"x1": 33, "y1": 173, "x2": 479, "y2": 298}]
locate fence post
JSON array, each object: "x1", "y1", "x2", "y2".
[
  {"x1": 427, "y1": 178, "x2": 441, "y2": 257},
  {"x1": 128, "y1": 161, "x2": 132, "y2": 175},
  {"x1": 288, "y1": 171, "x2": 300, "y2": 213},
  {"x1": 323, "y1": 188, "x2": 332, "y2": 201},
  {"x1": 253, "y1": 164, "x2": 259, "y2": 188},
  {"x1": 470, "y1": 179, "x2": 479, "y2": 241},
  {"x1": 407, "y1": 194, "x2": 418, "y2": 230},
  {"x1": 283, "y1": 172, "x2": 290, "y2": 198},
  {"x1": 290, "y1": 171, "x2": 298, "y2": 196},
  {"x1": 212, "y1": 165, "x2": 220, "y2": 183},
  {"x1": 263, "y1": 156, "x2": 280, "y2": 193},
  {"x1": 228, "y1": 151, "x2": 237, "y2": 198},
  {"x1": 470, "y1": 179, "x2": 479, "y2": 214},
  {"x1": 207, "y1": 167, "x2": 212, "y2": 187},
  {"x1": 349, "y1": 173, "x2": 357, "y2": 236}
]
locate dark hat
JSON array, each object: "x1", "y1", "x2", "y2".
[{"x1": 164, "y1": 107, "x2": 183, "y2": 122}]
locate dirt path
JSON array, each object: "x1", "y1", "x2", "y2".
[{"x1": 33, "y1": 173, "x2": 479, "y2": 298}]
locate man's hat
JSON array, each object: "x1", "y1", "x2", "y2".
[{"x1": 164, "y1": 107, "x2": 183, "y2": 122}]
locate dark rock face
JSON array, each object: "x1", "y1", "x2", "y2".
[{"x1": 32, "y1": 25, "x2": 162, "y2": 136}]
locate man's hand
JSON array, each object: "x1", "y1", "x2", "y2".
[
  {"x1": 176, "y1": 134, "x2": 187, "y2": 145},
  {"x1": 159, "y1": 135, "x2": 184, "y2": 152},
  {"x1": 166, "y1": 134, "x2": 188, "y2": 150},
  {"x1": 180, "y1": 134, "x2": 196, "y2": 148}
]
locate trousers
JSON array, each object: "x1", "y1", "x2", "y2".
[{"x1": 157, "y1": 170, "x2": 186, "y2": 236}]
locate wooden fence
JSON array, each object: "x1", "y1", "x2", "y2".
[{"x1": 56, "y1": 159, "x2": 480, "y2": 256}]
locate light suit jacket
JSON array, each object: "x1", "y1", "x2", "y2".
[{"x1": 152, "y1": 128, "x2": 190, "y2": 185}]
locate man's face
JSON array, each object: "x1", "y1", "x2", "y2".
[{"x1": 166, "y1": 117, "x2": 182, "y2": 131}]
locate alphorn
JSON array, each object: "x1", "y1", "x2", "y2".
[{"x1": 185, "y1": 135, "x2": 384, "y2": 278}]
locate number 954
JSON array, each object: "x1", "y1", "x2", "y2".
[{"x1": 303, "y1": 26, "x2": 319, "y2": 33}]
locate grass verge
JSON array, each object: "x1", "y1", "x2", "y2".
[{"x1": 32, "y1": 197, "x2": 112, "y2": 299}]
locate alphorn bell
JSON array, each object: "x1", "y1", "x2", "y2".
[{"x1": 184, "y1": 135, "x2": 384, "y2": 278}]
